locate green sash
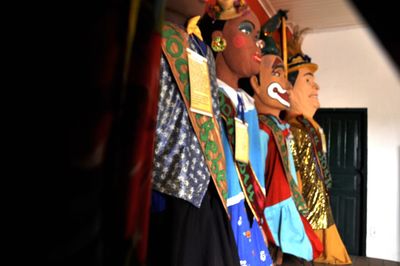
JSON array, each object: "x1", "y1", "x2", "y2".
[
  {"x1": 297, "y1": 115, "x2": 332, "y2": 190},
  {"x1": 219, "y1": 91, "x2": 266, "y2": 224},
  {"x1": 259, "y1": 114, "x2": 309, "y2": 216},
  {"x1": 161, "y1": 22, "x2": 228, "y2": 212}
]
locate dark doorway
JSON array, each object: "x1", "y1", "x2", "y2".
[{"x1": 314, "y1": 108, "x2": 367, "y2": 256}]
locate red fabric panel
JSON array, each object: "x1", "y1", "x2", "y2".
[
  {"x1": 262, "y1": 219, "x2": 276, "y2": 246},
  {"x1": 124, "y1": 31, "x2": 162, "y2": 263},
  {"x1": 247, "y1": 0, "x2": 269, "y2": 24},
  {"x1": 260, "y1": 123, "x2": 292, "y2": 206},
  {"x1": 300, "y1": 215, "x2": 324, "y2": 259}
]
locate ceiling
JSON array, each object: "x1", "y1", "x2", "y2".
[{"x1": 259, "y1": 0, "x2": 365, "y2": 32}]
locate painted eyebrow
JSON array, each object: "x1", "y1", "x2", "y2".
[
  {"x1": 272, "y1": 58, "x2": 284, "y2": 69},
  {"x1": 304, "y1": 72, "x2": 314, "y2": 77},
  {"x1": 273, "y1": 64, "x2": 284, "y2": 70},
  {"x1": 240, "y1": 20, "x2": 255, "y2": 30}
]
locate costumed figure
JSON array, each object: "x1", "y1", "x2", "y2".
[
  {"x1": 199, "y1": 2, "x2": 272, "y2": 265},
  {"x1": 247, "y1": 11, "x2": 323, "y2": 265},
  {"x1": 284, "y1": 27, "x2": 352, "y2": 265},
  {"x1": 148, "y1": 0, "x2": 240, "y2": 265}
]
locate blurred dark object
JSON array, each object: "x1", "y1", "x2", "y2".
[
  {"x1": 45, "y1": 0, "x2": 164, "y2": 265},
  {"x1": 115, "y1": 0, "x2": 164, "y2": 265},
  {"x1": 47, "y1": 0, "x2": 130, "y2": 264},
  {"x1": 350, "y1": 0, "x2": 400, "y2": 71}
]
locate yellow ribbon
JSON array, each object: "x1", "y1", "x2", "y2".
[{"x1": 186, "y1": 16, "x2": 203, "y2": 41}]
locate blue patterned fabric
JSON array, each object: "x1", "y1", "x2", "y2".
[
  {"x1": 152, "y1": 37, "x2": 221, "y2": 208},
  {"x1": 219, "y1": 80, "x2": 272, "y2": 266}
]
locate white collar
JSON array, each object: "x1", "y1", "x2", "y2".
[{"x1": 217, "y1": 79, "x2": 255, "y2": 111}]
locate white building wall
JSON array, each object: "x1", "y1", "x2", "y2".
[{"x1": 302, "y1": 26, "x2": 400, "y2": 262}]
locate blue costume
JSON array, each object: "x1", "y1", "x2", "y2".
[{"x1": 218, "y1": 79, "x2": 273, "y2": 266}]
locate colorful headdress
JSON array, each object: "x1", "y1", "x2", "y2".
[
  {"x1": 259, "y1": 10, "x2": 287, "y2": 56},
  {"x1": 206, "y1": 0, "x2": 249, "y2": 20},
  {"x1": 287, "y1": 26, "x2": 318, "y2": 73}
]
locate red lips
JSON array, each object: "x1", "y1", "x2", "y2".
[
  {"x1": 274, "y1": 88, "x2": 289, "y2": 101},
  {"x1": 253, "y1": 54, "x2": 262, "y2": 63}
]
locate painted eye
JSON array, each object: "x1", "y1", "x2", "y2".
[
  {"x1": 238, "y1": 21, "x2": 254, "y2": 35},
  {"x1": 256, "y1": 39, "x2": 265, "y2": 49},
  {"x1": 273, "y1": 71, "x2": 280, "y2": 77}
]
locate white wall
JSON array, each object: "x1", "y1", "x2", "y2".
[{"x1": 302, "y1": 26, "x2": 400, "y2": 262}]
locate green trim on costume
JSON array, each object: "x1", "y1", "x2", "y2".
[
  {"x1": 219, "y1": 90, "x2": 266, "y2": 221},
  {"x1": 161, "y1": 22, "x2": 229, "y2": 206},
  {"x1": 259, "y1": 114, "x2": 309, "y2": 216},
  {"x1": 297, "y1": 115, "x2": 332, "y2": 190}
]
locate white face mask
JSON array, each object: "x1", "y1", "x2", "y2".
[{"x1": 267, "y1": 82, "x2": 290, "y2": 107}]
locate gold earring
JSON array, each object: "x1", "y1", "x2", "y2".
[{"x1": 211, "y1": 36, "x2": 227, "y2": 52}]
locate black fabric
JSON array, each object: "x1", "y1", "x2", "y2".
[
  {"x1": 147, "y1": 181, "x2": 240, "y2": 266},
  {"x1": 282, "y1": 253, "x2": 306, "y2": 265}
]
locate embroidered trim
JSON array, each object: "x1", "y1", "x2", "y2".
[
  {"x1": 259, "y1": 114, "x2": 309, "y2": 216},
  {"x1": 219, "y1": 90, "x2": 266, "y2": 222},
  {"x1": 161, "y1": 22, "x2": 228, "y2": 212},
  {"x1": 296, "y1": 115, "x2": 332, "y2": 190}
]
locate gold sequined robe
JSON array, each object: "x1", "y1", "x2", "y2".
[{"x1": 288, "y1": 115, "x2": 352, "y2": 264}]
